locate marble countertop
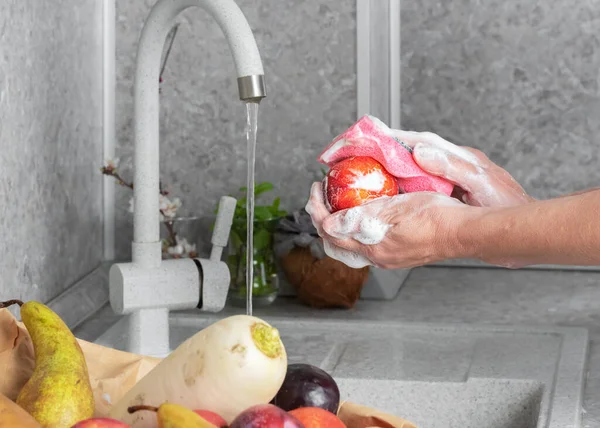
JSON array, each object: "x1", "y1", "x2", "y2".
[{"x1": 74, "y1": 265, "x2": 600, "y2": 427}]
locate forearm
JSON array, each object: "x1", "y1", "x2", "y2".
[
  {"x1": 555, "y1": 187, "x2": 600, "y2": 199},
  {"x1": 455, "y1": 189, "x2": 600, "y2": 267}
]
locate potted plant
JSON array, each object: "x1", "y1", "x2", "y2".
[{"x1": 218, "y1": 182, "x2": 287, "y2": 307}]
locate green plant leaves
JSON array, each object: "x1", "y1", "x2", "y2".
[
  {"x1": 216, "y1": 181, "x2": 287, "y2": 228},
  {"x1": 253, "y1": 227, "x2": 271, "y2": 250}
]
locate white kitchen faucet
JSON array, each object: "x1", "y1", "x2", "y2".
[{"x1": 108, "y1": 0, "x2": 266, "y2": 358}]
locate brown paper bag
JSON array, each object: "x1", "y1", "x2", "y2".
[
  {"x1": 0, "y1": 308, "x2": 416, "y2": 428},
  {"x1": 0, "y1": 309, "x2": 35, "y2": 400},
  {"x1": 338, "y1": 402, "x2": 417, "y2": 428}
]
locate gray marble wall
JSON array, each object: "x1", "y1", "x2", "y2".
[
  {"x1": 114, "y1": 0, "x2": 600, "y2": 259},
  {"x1": 114, "y1": 0, "x2": 357, "y2": 259},
  {"x1": 0, "y1": 1, "x2": 104, "y2": 303},
  {"x1": 401, "y1": 0, "x2": 600, "y2": 200}
]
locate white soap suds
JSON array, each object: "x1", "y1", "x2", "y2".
[
  {"x1": 415, "y1": 144, "x2": 472, "y2": 175},
  {"x1": 432, "y1": 138, "x2": 481, "y2": 165},
  {"x1": 304, "y1": 197, "x2": 321, "y2": 230},
  {"x1": 321, "y1": 138, "x2": 350, "y2": 163},
  {"x1": 407, "y1": 131, "x2": 482, "y2": 166},
  {"x1": 368, "y1": 115, "x2": 390, "y2": 132},
  {"x1": 350, "y1": 170, "x2": 386, "y2": 192},
  {"x1": 415, "y1": 144, "x2": 501, "y2": 205},
  {"x1": 417, "y1": 144, "x2": 525, "y2": 207},
  {"x1": 324, "y1": 204, "x2": 391, "y2": 246},
  {"x1": 321, "y1": 176, "x2": 333, "y2": 212},
  {"x1": 356, "y1": 216, "x2": 391, "y2": 245},
  {"x1": 326, "y1": 206, "x2": 363, "y2": 238},
  {"x1": 323, "y1": 239, "x2": 372, "y2": 269}
]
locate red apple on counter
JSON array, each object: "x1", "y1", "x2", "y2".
[
  {"x1": 323, "y1": 156, "x2": 398, "y2": 213},
  {"x1": 194, "y1": 409, "x2": 227, "y2": 427},
  {"x1": 70, "y1": 418, "x2": 131, "y2": 427},
  {"x1": 230, "y1": 404, "x2": 305, "y2": 428}
]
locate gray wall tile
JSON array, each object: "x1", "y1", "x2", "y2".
[
  {"x1": 0, "y1": 0, "x2": 103, "y2": 304},
  {"x1": 114, "y1": 0, "x2": 356, "y2": 259},
  {"x1": 401, "y1": 0, "x2": 600, "y2": 199}
]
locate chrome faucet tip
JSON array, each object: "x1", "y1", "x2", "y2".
[{"x1": 238, "y1": 74, "x2": 266, "y2": 102}]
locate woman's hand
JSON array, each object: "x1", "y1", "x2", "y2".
[
  {"x1": 305, "y1": 182, "x2": 478, "y2": 269},
  {"x1": 390, "y1": 129, "x2": 534, "y2": 207}
]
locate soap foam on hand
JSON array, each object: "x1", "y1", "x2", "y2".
[
  {"x1": 319, "y1": 191, "x2": 463, "y2": 268},
  {"x1": 305, "y1": 182, "x2": 374, "y2": 269},
  {"x1": 323, "y1": 240, "x2": 372, "y2": 269},
  {"x1": 318, "y1": 115, "x2": 454, "y2": 196},
  {"x1": 323, "y1": 200, "x2": 392, "y2": 246}
]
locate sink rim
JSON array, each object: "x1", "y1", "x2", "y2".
[{"x1": 96, "y1": 312, "x2": 589, "y2": 428}]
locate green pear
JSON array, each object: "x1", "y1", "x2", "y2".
[{"x1": 0, "y1": 299, "x2": 95, "y2": 427}]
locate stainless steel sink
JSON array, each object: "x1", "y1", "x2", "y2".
[{"x1": 95, "y1": 312, "x2": 588, "y2": 428}]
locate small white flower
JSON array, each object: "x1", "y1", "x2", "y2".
[
  {"x1": 104, "y1": 158, "x2": 120, "y2": 170},
  {"x1": 178, "y1": 236, "x2": 197, "y2": 254},
  {"x1": 167, "y1": 244, "x2": 185, "y2": 256},
  {"x1": 128, "y1": 194, "x2": 182, "y2": 220},
  {"x1": 159, "y1": 194, "x2": 182, "y2": 219},
  {"x1": 163, "y1": 236, "x2": 197, "y2": 258}
]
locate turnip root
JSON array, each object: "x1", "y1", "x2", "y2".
[{"x1": 109, "y1": 315, "x2": 288, "y2": 427}]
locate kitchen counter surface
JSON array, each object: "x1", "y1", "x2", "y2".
[{"x1": 74, "y1": 266, "x2": 600, "y2": 427}]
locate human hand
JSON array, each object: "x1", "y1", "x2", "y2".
[
  {"x1": 390, "y1": 129, "x2": 534, "y2": 207},
  {"x1": 305, "y1": 182, "x2": 477, "y2": 269}
]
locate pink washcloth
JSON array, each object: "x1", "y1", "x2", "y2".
[{"x1": 318, "y1": 115, "x2": 454, "y2": 196}]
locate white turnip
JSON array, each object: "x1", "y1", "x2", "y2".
[{"x1": 109, "y1": 315, "x2": 288, "y2": 427}]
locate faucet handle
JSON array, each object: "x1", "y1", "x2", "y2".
[
  {"x1": 210, "y1": 196, "x2": 237, "y2": 261},
  {"x1": 195, "y1": 196, "x2": 236, "y2": 313}
]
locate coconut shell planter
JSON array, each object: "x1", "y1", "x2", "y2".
[{"x1": 274, "y1": 209, "x2": 370, "y2": 309}]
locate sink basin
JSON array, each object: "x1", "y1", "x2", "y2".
[
  {"x1": 95, "y1": 313, "x2": 588, "y2": 428},
  {"x1": 338, "y1": 378, "x2": 543, "y2": 428}
]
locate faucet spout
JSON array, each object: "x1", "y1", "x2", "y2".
[
  {"x1": 238, "y1": 75, "x2": 267, "y2": 103},
  {"x1": 133, "y1": 0, "x2": 265, "y2": 253},
  {"x1": 107, "y1": 0, "x2": 264, "y2": 357}
]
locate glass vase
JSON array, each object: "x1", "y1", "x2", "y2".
[{"x1": 226, "y1": 217, "x2": 280, "y2": 308}]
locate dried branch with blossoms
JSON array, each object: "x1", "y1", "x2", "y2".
[
  {"x1": 99, "y1": 25, "x2": 199, "y2": 259},
  {"x1": 101, "y1": 158, "x2": 198, "y2": 259}
]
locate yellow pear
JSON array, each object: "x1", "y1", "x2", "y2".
[
  {"x1": 128, "y1": 403, "x2": 217, "y2": 428},
  {"x1": 0, "y1": 391, "x2": 42, "y2": 428},
  {"x1": 0, "y1": 299, "x2": 94, "y2": 427}
]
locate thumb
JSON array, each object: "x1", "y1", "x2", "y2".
[{"x1": 413, "y1": 143, "x2": 483, "y2": 193}]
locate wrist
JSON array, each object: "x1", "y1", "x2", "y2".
[{"x1": 446, "y1": 205, "x2": 497, "y2": 261}]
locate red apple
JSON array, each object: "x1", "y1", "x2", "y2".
[
  {"x1": 70, "y1": 418, "x2": 131, "y2": 427},
  {"x1": 324, "y1": 156, "x2": 398, "y2": 213},
  {"x1": 230, "y1": 404, "x2": 305, "y2": 428},
  {"x1": 194, "y1": 410, "x2": 227, "y2": 427}
]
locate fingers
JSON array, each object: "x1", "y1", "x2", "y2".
[
  {"x1": 321, "y1": 198, "x2": 393, "y2": 245},
  {"x1": 305, "y1": 182, "x2": 372, "y2": 264},
  {"x1": 320, "y1": 211, "x2": 370, "y2": 255},
  {"x1": 304, "y1": 182, "x2": 330, "y2": 234},
  {"x1": 387, "y1": 129, "x2": 422, "y2": 149},
  {"x1": 412, "y1": 143, "x2": 483, "y2": 195},
  {"x1": 389, "y1": 129, "x2": 483, "y2": 166}
]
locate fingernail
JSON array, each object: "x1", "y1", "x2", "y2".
[{"x1": 304, "y1": 199, "x2": 314, "y2": 216}]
